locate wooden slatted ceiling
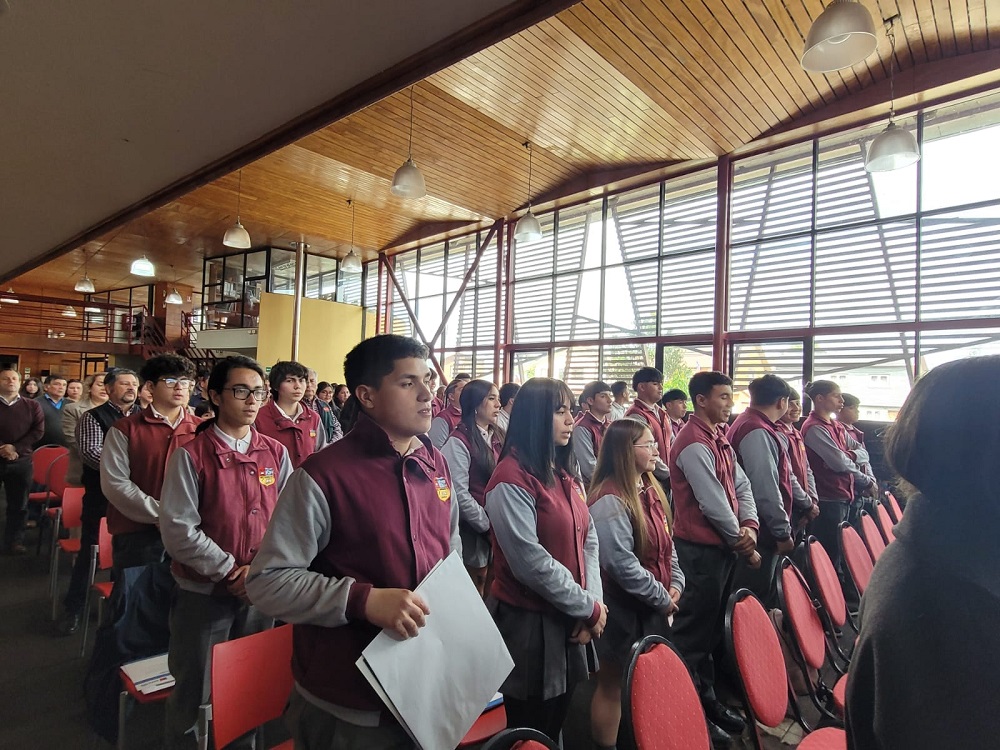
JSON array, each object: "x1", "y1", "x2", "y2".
[{"x1": 9, "y1": 0, "x2": 1000, "y2": 299}]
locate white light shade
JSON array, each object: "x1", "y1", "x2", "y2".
[
  {"x1": 801, "y1": 0, "x2": 878, "y2": 72},
  {"x1": 514, "y1": 210, "x2": 543, "y2": 242},
  {"x1": 131, "y1": 256, "x2": 156, "y2": 277},
  {"x1": 61, "y1": 305, "x2": 77, "y2": 318},
  {"x1": 85, "y1": 306, "x2": 102, "y2": 314},
  {"x1": 341, "y1": 249, "x2": 363, "y2": 274},
  {"x1": 390, "y1": 158, "x2": 426, "y2": 199},
  {"x1": 74, "y1": 274, "x2": 96, "y2": 293},
  {"x1": 223, "y1": 218, "x2": 252, "y2": 249},
  {"x1": 0, "y1": 287, "x2": 18, "y2": 304},
  {"x1": 865, "y1": 122, "x2": 921, "y2": 172},
  {"x1": 165, "y1": 288, "x2": 183, "y2": 305}
]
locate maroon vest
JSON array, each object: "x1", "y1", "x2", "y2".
[
  {"x1": 486, "y1": 454, "x2": 590, "y2": 613},
  {"x1": 106, "y1": 408, "x2": 200, "y2": 535},
  {"x1": 728, "y1": 408, "x2": 795, "y2": 543},
  {"x1": 777, "y1": 421, "x2": 812, "y2": 500},
  {"x1": 625, "y1": 400, "x2": 670, "y2": 465},
  {"x1": 431, "y1": 396, "x2": 444, "y2": 418},
  {"x1": 574, "y1": 411, "x2": 608, "y2": 457},
  {"x1": 171, "y1": 427, "x2": 286, "y2": 583},
  {"x1": 801, "y1": 414, "x2": 854, "y2": 503},
  {"x1": 669, "y1": 417, "x2": 742, "y2": 548},
  {"x1": 254, "y1": 399, "x2": 322, "y2": 468},
  {"x1": 449, "y1": 422, "x2": 502, "y2": 506},
  {"x1": 292, "y1": 414, "x2": 454, "y2": 712},
  {"x1": 438, "y1": 406, "x2": 461, "y2": 431}
]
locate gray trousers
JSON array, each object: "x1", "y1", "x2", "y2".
[
  {"x1": 285, "y1": 690, "x2": 414, "y2": 750},
  {"x1": 164, "y1": 587, "x2": 272, "y2": 750}
]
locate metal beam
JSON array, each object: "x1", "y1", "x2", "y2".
[
  {"x1": 712, "y1": 155, "x2": 732, "y2": 371},
  {"x1": 379, "y1": 253, "x2": 445, "y2": 381}
]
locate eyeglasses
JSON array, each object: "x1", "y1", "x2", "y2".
[
  {"x1": 158, "y1": 378, "x2": 192, "y2": 390},
  {"x1": 633, "y1": 441, "x2": 658, "y2": 451},
  {"x1": 224, "y1": 386, "x2": 268, "y2": 401}
]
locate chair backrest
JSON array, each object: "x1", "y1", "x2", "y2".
[
  {"x1": 46, "y1": 452, "x2": 70, "y2": 501},
  {"x1": 60, "y1": 487, "x2": 85, "y2": 529},
  {"x1": 725, "y1": 589, "x2": 789, "y2": 730},
  {"x1": 777, "y1": 560, "x2": 827, "y2": 672},
  {"x1": 875, "y1": 503, "x2": 896, "y2": 544},
  {"x1": 32, "y1": 445, "x2": 68, "y2": 486},
  {"x1": 210, "y1": 624, "x2": 294, "y2": 748},
  {"x1": 481, "y1": 728, "x2": 559, "y2": 750},
  {"x1": 840, "y1": 522, "x2": 874, "y2": 596},
  {"x1": 97, "y1": 517, "x2": 113, "y2": 571},
  {"x1": 623, "y1": 635, "x2": 712, "y2": 750},
  {"x1": 859, "y1": 511, "x2": 886, "y2": 561},
  {"x1": 884, "y1": 492, "x2": 904, "y2": 523},
  {"x1": 805, "y1": 537, "x2": 846, "y2": 629}
]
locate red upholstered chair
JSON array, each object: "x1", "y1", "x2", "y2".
[
  {"x1": 480, "y1": 728, "x2": 559, "y2": 750},
  {"x1": 884, "y1": 491, "x2": 904, "y2": 523},
  {"x1": 48, "y1": 486, "x2": 85, "y2": 618},
  {"x1": 27, "y1": 445, "x2": 69, "y2": 503},
  {"x1": 840, "y1": 523, "x2": 874, "y2": 606},
  {"x1": 458, "y1": 704, "x2": 507, "y2": 747},
  {"x1": 802, "y1": 536, "x2": 854, "y2": 668},
  {"x1": 859, "y1": 511, "x2": 886, "y2": 561},
  {"x1": 80, "y1": 517, "x2": 113, "y2": 656},
  {"x1": 776, "y1": 559, "x2": 846, "y2": 728},
  {"x1": 622, "y1": 635, "x2": 712, "y2": 750},
  {"x1": 30, "y1": 450, "x2": 70, "y2": 554},
  {"x1": 875, "y1": 503, "x2": 896, "y2": 545},
  {"x1": 725, "y1": 588, "x2": 847, "y2": 750}
]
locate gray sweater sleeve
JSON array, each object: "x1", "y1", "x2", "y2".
[
  {"x1": 572, "y1": 426, "x2": 597, "y2": 486},
  {"x1": 245, "y1": 469, "x2": 357, "y2": 627},
  {"x1": 441, "y1": 437, "x2": 490, "y2": 533},
  {"x1": 734, "y1": 460, "x2": 758, "y2": 527},
  {"x1": 101, "y1": 427, "x2": 160, "y2": 525},
  {"x1": 485, "y1": 481, "x2": 599, "y2": 620},
  {"x1": 583, "y1": 514, "x2": 602, "y2": 603},
  {"x1": 589, "y1": 494, "x2": 670, "y2": 612},
  {"x1": 670, "y1": 544, "x2": 684, "y2": 594},
  {"x1": 428, "y1": 417, "x2": 450, "y2": 449},
  {"x1": 159, "y1": 449, "x2": 235, "y2": 584},
  {"x1": 737, "y1": 429, "x2": 791, "y2": 541},
  {"x1": 675, "y1": 443, "x2": 742, "y2": 544},
  {"x1": 804, "y1": 427, "x2": 874, "y2": 489}
]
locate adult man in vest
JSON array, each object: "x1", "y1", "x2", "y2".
[
  {"x1": 56, "y1": 368, "x2": 140, "y2": 635},
  {"x1": 573, "y1": 380, "x2": 613, "y2": 486},
  {"x1": 255, "y1": 361, "x2": 328, "y2": 468},
  {"x1": 0, "y1": 367, "x2": 44, "y2": 555},
  {"x1": 625, "y1": 367, "x2": 671, "y2": 483},
  {"x1": 669, "y1": 371, "x2": 759, "y2": 746},
  {"x1": 247, "y1": 335, "x2": 460, "y2": 750}
]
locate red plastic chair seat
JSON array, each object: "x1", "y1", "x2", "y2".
[
  {"x1": 93, "y1": 581, "x2": 113, "y2": 599},
  {"x1": 798, "y1": 726, "x2": 847, "y2": 749},
  {"x1": 458, "y1": 705, "x2": 507, "y2": 747},
  {"x1": 832, "y1": 674, "x2": 847, "y2": 716},
  {"x1": 58, "y1": 538, "x2": 81, "y2": 555},
  {"x1": 28, "y1": 490, "x2": 57, "y2": 503}
]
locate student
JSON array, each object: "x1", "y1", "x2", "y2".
[
  {"x1": 728, "y1": 375, "x2": 804, "y2": 606},
  {"x1": 775, "y1": 388, "x2": 820, "y2": 532},
  {"x1": 801, "y1": 381, "x2": 876, "y2": 579},
  {"x1": 442, "y1": 379, "x2": 504, "y2": 595},
  {"x1": 573, "y1": 381, "x2": 613, "y2": 487},
  {"x1": 496, "y1": 382, "x2": 519, "y2": 432},
  {"x1": 625, "y1": 367, "x2": 671, "y2": 481},
  {"x1": 588, "y1": 419, "x2": 683, "y2": 750},
  {"x1": 254, "y1": 360, "x2": 329, "y2": 468},
  {"x1": 669, "y1": 371, "x2": 758, "y2": 745},
  {"x1": 428, "y1": 375, "x2": 469, "y2": 448},
  {"x1": 429, "y1": 370, "x2": 443, "y2": 417},
  {"x1": 609, "y1": 381, "x2": 629, "y2": 422},
  {"x1": 846, "y1": 357, "x2": 1000, "y2": 749},
  {"x1": 0, "y1": 368, "x2": 44, "y2": 555},
  {"x1": 485, "y1": 377, "x2": 606, "y2": 740},
  {"x1": 660, "y1": 388, "x2": 689, "y2": 439},
  {"x1": 839, "y1": 392, "x2": 877, "y2": 502},
  {"x1": 160, "y1": 356, "x2": 292, "y2": 750},
  {"x1": 246, "y1": 335, "x2": 460, "y2": 750}
]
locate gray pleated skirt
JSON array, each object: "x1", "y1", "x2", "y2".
[{"x1": 459, "y1": 522, "x2": 492, "y2": 569}]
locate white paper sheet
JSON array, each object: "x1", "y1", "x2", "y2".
[
  {"x1": 120, "y1": 653, "x2": 175, "y2": 694},
  {"x1": 357, "y1": 551, "x2": 514, "y2": 750}
]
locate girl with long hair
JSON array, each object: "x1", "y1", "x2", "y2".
[
  {"x1": 441, "y1": 380, "x2": 505, "y2": 594},
  {"x1": 588, "y1": 418, "x2": 683, "y2": 750},
  {"x1": 485, "y1": 377, "x2": 607, "y2": 739}
]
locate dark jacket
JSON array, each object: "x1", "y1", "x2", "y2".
[{"x1": 36, "y1": 396, "x2": 68, "y2": 448}]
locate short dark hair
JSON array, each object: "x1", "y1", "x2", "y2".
[
  {"x1": 194, "y1": 401, "x2": 215, "y2": 418},
  {"x1": 501, "y1": 378, "x2": 577, "y2": 487},
  {"x1": 841, "y1": 393, "x2": 860, "y2": 409},
  {"x1": 632, "y1": 367, "x2": 663, "y2": 390},
  {"x1": 804, "y1": 380, "x2": 839, "y2": 399},
  {"x1": 748, "y1": 374, "x2": 790, "y2": 407},
  {"x1": 498, "y1": 382, "x2": 520, "y2": 408},
  {"x1": 268, "y1": 361, "x2": 308, "y2": 395},
  {"x1": 104, "y1": 368, "x2": 137, "y2": 388},
  {"x1": 196, "y1": 367, "x2": 211, "y2": 380},
  {"x1": 580, "y1": 381, "x2": 612, "y2": 407},
  {"x1": 139, "y1": 353, "x2": 196, "y2": 386},
  {"x1": 662, "y1": 388, "x2": 687, "y2": 403},
  {"x1": 788, "y1": 386, "x2": 801, "y2": 402},
  {"x1": 46, "y1": 373, "x2": 67, "y2": 384},
  {"x1": 341, "y1": 336, "x2": 429, "y2": 432},
  {"x1": 197, "y1": 355, "x2": 266, "y2": 434},
  {"x1": 317, "y1": 381, "x2": 332, "y2": 393},
  {"x1": 453, "y1": 372, "x2": 472, "y2": 381},
  {"x1": 688, "y1": 371, "x2": 733, "y2": 401},
  {"x1": 611, "y1": 381, "x2": 629, "y2": 398}
]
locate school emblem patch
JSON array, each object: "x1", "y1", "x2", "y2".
[
  {"x1": 259, "y1": 467, "x2": 276, "y2": 487},
  {"x1": 434, "y1": 476, "x2": 451, "y2": 502},
  {"x1": 309, "y1": 430, "x2": 317, "y2": 438},
  {"x1": 574, "y1": 483, "x2": 587, "y2": 504}
]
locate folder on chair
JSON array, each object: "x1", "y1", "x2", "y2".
[{"x1": 357, "y1": 551, "x2": 514, "y2": 750}]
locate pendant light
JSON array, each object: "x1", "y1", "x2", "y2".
[
  {"x1": 341, "y1": 200, "x2": 363, "y2": 274},
  {"x1": 223, "y1": 170, "x2": 252, "y2": 249},
  {"x1": 61, "y1": 306, "x2": 77, "y2": 318},
  {"x1": 865, "y1": 17, "x2": 920, "y2": 172},
  {"x1": 131, "y1": 256, "x2": 155, "y2": 277},
  {"x1": 0, "y1": 288, "x2": 17, "y2": 304},
  {"x1": 390, "y1": 87, "x2": 427, "y2": 199},
  {"x1": 514, "y1": 141, "x2": 543, "y2": 242},
  {"x1": 801, "y1": 0, "x2": 878, "y2": 73},
  {"x1": 74, "y1": 271, "x2": 95, "y2": 294},
  {"x1": 164, "y1": 265, "x2": 184, "y2": 305}
]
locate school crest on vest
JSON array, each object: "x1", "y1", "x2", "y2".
[
  {"x1": 259, "y1": 467, "x2": 276, "y2": 486},
  {"x1": 309, "y1": 429, "x2": 317, "y2": 438},
  {"x1": 434, "y1": 476, "x2": 451, "y2": 502}
]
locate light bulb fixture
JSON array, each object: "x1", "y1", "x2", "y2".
[
  {"x1": 223, "y1": 170, "x2": 252, "y2": 248},
  {"x1": 165, "y1": 288, "x2": 183, "y2": 305},
  {"x1": 341, "y1": 200, "x2": 363, "y2": 274},
  {"x1": 131, "y1": 256, "x2": 155, "y2": 277},
  {"x1": 801, "y1": 0, "x2": 878, "y2": 73},
  {"x1": 514, "y1": 141, "x2": 543, "y2": 243},
  {"x1": 0, "y1": 287, "x2": 18, "y2": 304},
  {"x1": 74, "y1": 274, "x2": 95, "y2": 293},
  {"x1": 61, "y1": 305, "x2": 77, "y2": 318},
  {"x1": 865, "y1": 17, "x2": 919, "y2": 172},
  {"x1": 390, "y1": 87, "x2": 427, "y2": 199}
]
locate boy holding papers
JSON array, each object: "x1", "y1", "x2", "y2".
[{"x1": 247, "y1": 335, "x2": 461, "y2": 750}]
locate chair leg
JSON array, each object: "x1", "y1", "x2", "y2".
[
  {"x1": 118, "y1": 690, "x2": 128, "y2": 750},
  {"x1": 80, "y1": 546, "x2": 97, "y2": 658}
]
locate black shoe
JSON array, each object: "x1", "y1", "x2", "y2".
[
  {"x1": 703, "y1": 700, "x2": 746, "y2": 734},
  {"x1": 56, "y1": 612, "x2": 80, "y2": 636},
  {"x1": 3, "y1": 542, "x2": 27, "y2": 556},
  {"x1": 707, "y1": 719, "x2": 734, "y2": 748}
]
